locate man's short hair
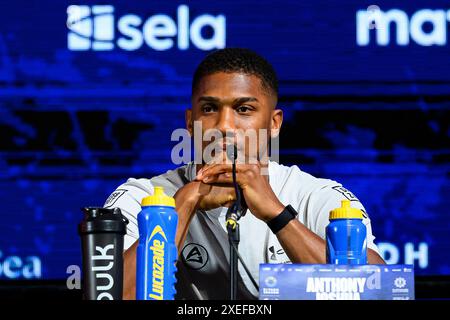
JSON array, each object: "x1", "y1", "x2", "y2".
[{"x1": 192, "y1": 48, "x2": 278, "y2": 98}]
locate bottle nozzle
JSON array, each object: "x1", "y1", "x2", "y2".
[
  {"x1": 141, "y1": 186, "x2": 176, "y2": 207},
  {"x1": 341, "y1": 200, "x2": 350, "y2": 208},
  {"x1": 329, "y1": 199, "x2": 363, "y2": 219}
]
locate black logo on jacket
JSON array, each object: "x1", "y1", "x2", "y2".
[{"x1": 181, "y1": 243, "x2": 209, "y2": 270}]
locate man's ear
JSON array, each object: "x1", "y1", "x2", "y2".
[
  {"x1": 270, "y1": 108, "x2": 283, "y2": 138},
  {"x1": 185, "y1": 109, "x2": 193, "y2": 136}
]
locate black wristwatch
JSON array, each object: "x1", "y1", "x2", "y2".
[{"x1": 267, "y1": 205, "x2": 298, "y2": 234}]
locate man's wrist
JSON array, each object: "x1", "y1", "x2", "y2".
[
  {"x1": 261, "y1": 202, "x2": 286, "y2": 223},
  {"x1": 266, "y1": 205, "x2": 298, "y2": 234},
  {"x1": 174, "y1": 181, "x2": 201, "y2": 214}
]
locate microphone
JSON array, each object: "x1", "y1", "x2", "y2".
[
  {"x1": 226, "y1": 144, "x2": 238, "y2": 162},
  {"x1": 225, "y1": 144, "x2": 247, "y2": 224},
  {"x1": 224, "y1": 145, "x2": 259, "y2": 299}
]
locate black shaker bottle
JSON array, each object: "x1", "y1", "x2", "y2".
[{"x1": 78, "y1": 207, "x2": 128, "y2": 300}]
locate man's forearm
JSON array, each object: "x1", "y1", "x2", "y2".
[
  {"x1": 122, "y1": 183, "x2": 200, "y2": 300},
  {"x1": 174, "y1": 185, "x2": 199, "y2": 251},
  {"x1": 276, "y1": 219, "x2": 386, "y2": 264}
]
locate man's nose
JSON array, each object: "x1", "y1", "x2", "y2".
[{"x1": 216, "y1": 107, "x2": 236, "y2": 134}]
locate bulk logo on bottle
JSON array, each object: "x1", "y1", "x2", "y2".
[
  {"x1": 92, "y1": 244, "x2": 115, "y2": 300},
  {"x1": 148, "y1": 225, "x2": 167, "y2": 300}
]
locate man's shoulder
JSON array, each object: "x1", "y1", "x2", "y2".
[
  {"x1": 149, "y1": 164, "x2": 191, "y2": 196},
  {"x1": 270, "y1": 161, "x2": 364, "y2": 211},
  {"x1": 270, "y1": 161, "x2": 342, "y2": 194},
  {"x1": 104, "y1": 164, "x2": 190, "y2": 207}
]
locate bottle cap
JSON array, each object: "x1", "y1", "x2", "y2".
[
  {"x1": 78, "y1": 207, "x2": 129, "y2": 234},
  {"x1": 141, "y1": 186, "x2": 176, "y2": 207},
  {"x1": 329, "y1": 200, "x2": 363, "y2": 220}
]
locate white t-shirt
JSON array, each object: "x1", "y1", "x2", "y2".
[{"x1": 104, "y1": 161, "x2": 379, "y2": 300}]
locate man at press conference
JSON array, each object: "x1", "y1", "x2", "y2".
[{"x1": 104, "y1": 48, "x2": 385, "y2": 300}]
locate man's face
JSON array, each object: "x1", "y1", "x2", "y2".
[{"x1": 187, "y1": 72, "x2": 282, "y2": 164}]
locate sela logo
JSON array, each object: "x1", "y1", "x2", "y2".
[
  {"x1": 67, "y1": 4, "x2": 226, "y2": 51},
  {"x1": 0, "y1": 250, "x2": 42, "y2": 279},
  {"x1": 357, "y1": 7, "x2": 450, "y2": 46}
]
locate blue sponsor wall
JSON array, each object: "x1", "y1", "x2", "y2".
[{"x1": 0, "y1": 0, "x2": 448, "y2": 279}]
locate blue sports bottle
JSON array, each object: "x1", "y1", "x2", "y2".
[
  {"x1": 136, "y1": 186, "x2": 178, "y2": 300},
  {"x1": 326, "y1": 200, "x2": 367, "y2": 265}
]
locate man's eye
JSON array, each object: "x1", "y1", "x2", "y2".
[
  {"x1": 202, "y1": 104, "x2": 217, "y2": 113},
  {"x1": 236, "y1": 105, "x2": 252, "y2": 113}
]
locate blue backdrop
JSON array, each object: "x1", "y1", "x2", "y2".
[{"x1": 0, "y1": 0, "x2": 448, "y2": 279}]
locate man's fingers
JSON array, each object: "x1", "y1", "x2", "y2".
[
  {"x1": 202, "y1": 172, "x2": 232, "y2": 184},
  {"x1": 197, "y1": 163, "x2": 261, "y2": 186},
  {"x1": 197, "y1": 164, "x2": 232, "y2": 180}
]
